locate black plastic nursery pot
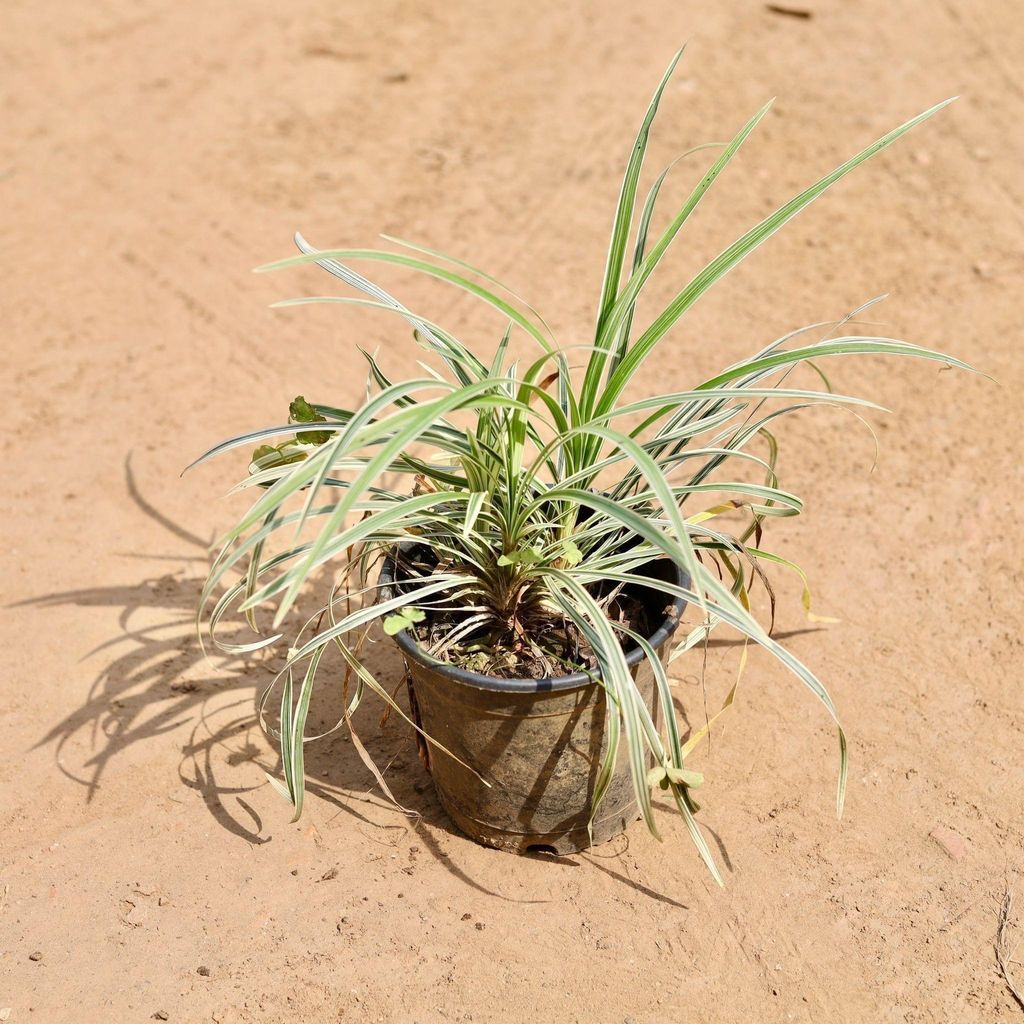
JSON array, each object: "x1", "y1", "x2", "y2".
[{"x1": 378, "y1": 554, "x2": 688, "y2": 854}]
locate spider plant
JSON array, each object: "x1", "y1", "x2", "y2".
[{"x1": 192, "y1": 50, "x2": 971, "y2": 882}]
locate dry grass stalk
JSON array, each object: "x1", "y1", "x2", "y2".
[{"x1": 997, "y1": 888, "x2": 1024, "y2": 1014}]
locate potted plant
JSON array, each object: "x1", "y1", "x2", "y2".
[{"x1": 192, "y1": 50, "x2": 972, "y2": 883}]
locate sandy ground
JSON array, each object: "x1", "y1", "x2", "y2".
[{"x1": 3, "y1": 1, "x2": 1023, "y2": 1021}]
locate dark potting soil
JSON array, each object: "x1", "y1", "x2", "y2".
[{"x1": 391, "y1": 547, "x2": 651, "y2": 680}]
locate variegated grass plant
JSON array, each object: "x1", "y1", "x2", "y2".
[{"x1": 192, "y1": 51, "x2": 970, "y2": 882}]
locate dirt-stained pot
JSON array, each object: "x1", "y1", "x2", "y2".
[{"x1": 378, "y1": 555, "x2": 688, "y2": 854}]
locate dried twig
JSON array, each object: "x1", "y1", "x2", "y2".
[
  {"x1": 998, "y1": 888, "x2": 1024, "y2": 1013},
  {"x1": 766, "y1": 3, "x2": 812, "y2": 17}
]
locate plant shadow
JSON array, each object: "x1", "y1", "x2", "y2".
[
  {"x1": 19, "y1": 456, "x2": 458, "y2": 847},
  {"x1": 21, "y1": 455, "x2": 716, "y2": 904}
]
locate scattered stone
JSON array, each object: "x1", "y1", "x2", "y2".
[
  {"x1": 152, "y1": 1014, "x2": 169, "y2": 1021},
  {"x1": 474, "y1": 922, "x2": 485, "y2": 931},
  {"x1": 197, "y1": 965, "x2": 211, "y2": 977},
  {"x1": 290, "y1": 869, "x2": 299, "y2": 876},
  {"x1": 461, "y1": 913, "x2": 472, "y2": 921},
  {"x1": 319, "y1": 866, "x2": 339, "y2": 882},
  {"x1": 29, "y1": 951, "x2": 42, "y2": 962},
  {"x1": 931, "y1": 827, "x2": 967, "y2": 861}
]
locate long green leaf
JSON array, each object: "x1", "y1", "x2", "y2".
[{"x1": 600, "y1": 97, "x2": 957, "y2": 411}]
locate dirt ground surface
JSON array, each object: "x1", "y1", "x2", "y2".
[{"x1": 3, "y1": 1, "x2": 1023, "y2": 1021}]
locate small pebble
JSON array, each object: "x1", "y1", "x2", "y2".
[
  {"x1": 461, "y1": 913, "x2": 472, "y2": 921},
  {"x1": 197, "y1": 965, "x2": 211, "y2": 977},
  {"x1": 29, "y1": 951, "x2": 43, "y2": 962},
  {"x1": 290, "y1": 869, "x2": 299, "y2": 876},
  {"x1": 931, "y1": 827, "x2": 967, "y2": 861},
  {"x1": 152, "y1": 1014, "x2": 169, "y2": 1022},
  {"x1": 474, "y1": 922, "x2": 485, "y2": 931}
]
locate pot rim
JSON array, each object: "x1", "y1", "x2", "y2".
[{"x1": 378, "y1": 554, "x2": 689, "y2": 694}]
